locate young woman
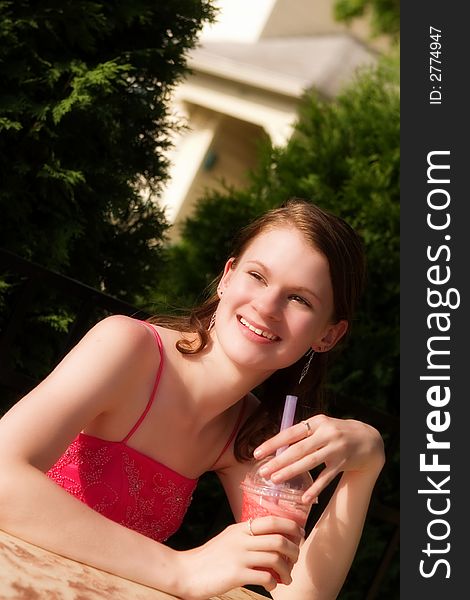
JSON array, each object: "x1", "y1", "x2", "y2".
[{"x1": 0, "y1": 199, "x2": 385, "y2": 599}]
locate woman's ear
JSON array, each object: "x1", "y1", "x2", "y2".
[
  {"x1": 313, "y1": 320, "x2": 348, "y2": 353},
  {"x1": 218, "y1": 257, "x2": 236, "y2": 294}
]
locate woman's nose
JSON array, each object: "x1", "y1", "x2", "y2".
[{"x1": 252, "y1": 288, "x2": 282, "y2": 321}]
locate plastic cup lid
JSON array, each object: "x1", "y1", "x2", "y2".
[{"x1": 240, "y1": 478, "x2": 305, "y2": 501}]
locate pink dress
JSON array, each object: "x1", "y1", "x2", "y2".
[{"x1": 47, "y1": 322, "x2": 246, "y2": 542}]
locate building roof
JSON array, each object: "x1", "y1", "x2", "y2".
[{"x1": 188, "y1": 35, "x2": 377, "y2": 99}]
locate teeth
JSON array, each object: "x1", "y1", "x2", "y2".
[{"x1": 239, "y1": 317, "x2": 278, "y2": 341}]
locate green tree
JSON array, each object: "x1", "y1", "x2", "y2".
[
  {"x1": 334, "y1": 0, "x2": 400, "y2": 39},
  {"x1": 0, "y1": 0, "x2": 215, "y2": 301},
  {"x1": 0, "y1": 0, "x2": 215, "y2": 403}
]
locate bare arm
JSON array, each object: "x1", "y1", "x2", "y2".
[
  {"x1": 272, "y1": 464, "x2": 383, "y2": 599},
  {"x1": 0, "y1": 316, "x2": 303, "y2": 599},
  {"x1": 0, "y1": 316, "x2": 184, "y2": 593},
  {"x1": 0, "y1": 460, "x2": 182, "y2": 589}
]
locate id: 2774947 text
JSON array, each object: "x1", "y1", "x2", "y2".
[{"x1": 429, "y1": 26, "x2": 443, "y2": 105}]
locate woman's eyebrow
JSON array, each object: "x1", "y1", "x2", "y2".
[{"x1": 244, "y1": 259, "x2": 269, "y2": 271}]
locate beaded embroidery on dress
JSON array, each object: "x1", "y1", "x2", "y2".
[{"x1": 47, "y1": 432, "x2": 197, "y2": 542}]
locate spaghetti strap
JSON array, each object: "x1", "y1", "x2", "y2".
[
  {"x1": 210, "y1": 396, "x2": 247, "y2": 469},
  {"x1": 122, "y1": 321, "x2": 164, "y2": 443}
]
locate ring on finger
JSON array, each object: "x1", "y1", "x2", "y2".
[
  {"x1": 247, "y1": 518, "x2": 255, "y2": 536},
  {"x1": 303, "y1": 420, "x2": 312, "y2": 437}
]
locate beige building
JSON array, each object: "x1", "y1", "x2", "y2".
[{"x1": 158, "y1": 0, "x2": 385, "y2": 235}]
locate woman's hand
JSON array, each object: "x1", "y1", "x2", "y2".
[
  {"x1": 176, "y1": 516, "x2": 303, "y2": 600},
  {"x1": 253, "y1": 415, "x2": 385, "y2": 504}
]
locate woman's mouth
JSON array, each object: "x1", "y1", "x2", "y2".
[{"x1": 238, "y1": 316, "x2": 280, "y2": 341}]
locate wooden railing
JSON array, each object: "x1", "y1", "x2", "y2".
[{"x1": 0, "y1": 529, "x2": 265, "y2": 600}]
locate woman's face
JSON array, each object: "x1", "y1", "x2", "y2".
[{"x1": 215, "y1": 226, "x2": 347, "y2": 374}]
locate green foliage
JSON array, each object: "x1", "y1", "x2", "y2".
[
  {"x1": 334, "y1": 0, "x2": 400, "y2": 39},
  {"x1": 0, "y1": 0, "x2": 215, "y2": 402},
  {"x1": 0, "y1": 0, "x2": 216, "y2": 301}
]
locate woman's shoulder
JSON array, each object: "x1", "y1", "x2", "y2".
[
  {"x1": 60, "y1": 315, "x2": 164, "y2": 383},
  {"x1": 89, "y1": 314, "x2": 149, "y2": 337},
  {"x1": 84, "y1": 315, "x2": 163, "y2": 352},
  {"x1": 55, "y1": 316, "x2": 167, "y2": 426}
]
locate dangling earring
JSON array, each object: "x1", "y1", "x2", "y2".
[
  {"x1": 298, "y1": 348, "x2": 315, "y2": 384},
  {"x1": 209, "y1": 290, "x2": 223, "y2": 331},
  {"x1": 208, "y1": 312, "x2": 216, "y2": 331}
]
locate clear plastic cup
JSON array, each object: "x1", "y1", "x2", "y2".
[{"x1": 240, "y1": 457, "x2": 313, "y2": 582}]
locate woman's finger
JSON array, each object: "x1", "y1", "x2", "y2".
[
  {"x1": 254, "y1": 419, "x2": 317, "y2": 458},
  {"x1": 245, "y1": 515, "x2": 304, "y2": 543},
  {"x1": 258, "y1": 426, "x2": 338, "y2": 480},
  {"x1": 301, "y1": 465, "x2": 341, "y2": 503},
  {"x1": 266, "y1": 452, "x2": 321, "y2": 484},
  {"x1": 248, "y1": 533, "x2": 300, "y2": 564},
  {"x1": 247, "y1": 550, "x2": 294, "y2": 585},
  {"x1": 243, "y1": 566, "x2": 278, "y2": 592},
  {"x1": 254, "y1": 414, "x2": 336, "y2": 460}
]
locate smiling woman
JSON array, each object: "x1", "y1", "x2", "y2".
[
  {"x1": 0, "y1": 198, "x2": 383, "y2": 600},
  {"x1": 214, "y1": 227, "x2": 347, "y2": 375}
]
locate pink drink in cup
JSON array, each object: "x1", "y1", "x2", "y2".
[
  {"x1": 240, "y1": 394, "x2": 313, "y2": 582},
  {"x1": 240, "y1": 458, "x2": 313, "y2": 582}
]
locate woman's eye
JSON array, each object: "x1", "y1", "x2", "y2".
[
  {"x1": 290, "y1": 295, "x2": 311, "y2": 307},
  {"x1": 248, "y1": 271, "x2": 264, "y2": 282}
]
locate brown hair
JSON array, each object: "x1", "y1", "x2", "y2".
[{"x1": 150, "y1": 198, "x2": 366, "y2": 460}]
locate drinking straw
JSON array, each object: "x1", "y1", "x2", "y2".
[{"x1": 275, "y1": 394, "x2": 298, "y2": 456}]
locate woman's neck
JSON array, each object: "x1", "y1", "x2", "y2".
[{"x1": 164, "y1": 328, "x2": 270, "y2": 425}]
